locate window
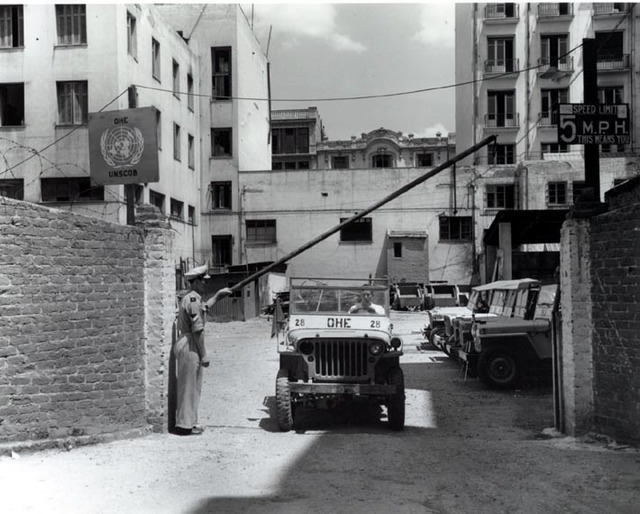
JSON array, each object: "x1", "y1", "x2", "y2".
[
  {"x1": 172, "y1": 60, "x2": 180, "y2": 98},
  {"x1": 485, "y1": 3, "x2": 516, "y2": 18},
  {"x1": 598, "y1": 86, "x2": 623, "y2": 104},
  {"x1": 340, "y1": 217, "x2": 372, "y2": 242},
  {"x1": 56, "y1": 4, "x2": 86, "y2": 45},
  {"x1": 211, "y1": 235, "x2": 233, "y2": 266},
  {"x1": 212, "y1": 128, "x2": 232, "y2": 157},
  {"x1": 572, "y1": 181, "x2": 587, "y2": 204},
  {"x1": 246, "y1": 219, "x2": 276, "y2": 244},
  {"x1": 487, "y1": 37, "x2": 515, "y2": 72},
  {"x1": 541, "y1": 143, "x2": 568, "y2": 155},
  {"x1": 595, "y1": 31, "x2": 623, "y2": 62},
  {"x1": 548, "y1": 182, "x2": 567, "y2": 205},
  {"x1": 372, "y1": 154, "x2": 392, "y2": 168},
  {"x1": 416, "y1": 153, "x2": 433, "y2": 167},
  {"x1": 0, "y1": 83, "x2": 24, "y2": 126},
  {"x1": 187, "y1": 74, "x2": 194, "y2": 111},
  {"x1": 56, "y1": 81, "x2": 88, "y2": 125},
  {"x1": 439, "y1": 216, "x2": 472, "y2": 241},
  {"x1": 540, "y1": 89, "x2": 568, "y2": 125},
  {"x1": 188, "y1": 134, "x2": 194, "y2": 169},
  {"x1": 332, "y1": 156, "x2": 349, "y2": 169},
  {"x1": 188, "y1": 205, "x2": 195, "y2": 225},
  {"x1": 486, "y1": 184, "x2": 516, "y2": 209},
  {"x1": 170, "y1": 198, "x2": 184, "y2": 220},
  {"x1": 41, "y1": 177, "x2": 103, "y2": 202},
  {"x1": 128, "y1": 85, "x2": 138, "y2": 108},
  {"x1": 211, "y1": 181, "x2": 231, "y2": 209},
  {"x1": 149, "y1": 189, "x2": 165, "y2": 213},
  {"x1": 126, "y1": 11, "x2": 137, "y2": 58},
  {"x1": 272, "y1": 159, "x2": 310, "y2": 170},
  {"x1": 541, "y1": 34, "x2": 569, "y2": 68},
  {"x1": 393, "y1": 242, "x2": 402, "y2": 258},
  {"x1": 152, "y1": 38, "x2": 161, "y2": 81},
  {"x1": 156, "y1": 109, "x2": 162, "y2": 150},
  {"x1": 212, "y1": 46, "x2": 231, "y2": 99},
  {"x1": 488, "y1": 144, "x2": 515, "y2": 164},
  {"x1": 487, "y1": 90, "x2": 515, "y2": 127},
  {"x1": 173, "y1": 123, "x2": 181, "y2": 161},
  {"x1": 0, "y1": 5, "x2": 23, "y2": 48},
  {"x1": 0, "y1": 179, "x2": 23, "y2": 200},
  {"x1": 272, "y1": 127, "x2": 309, "y2": 154}
]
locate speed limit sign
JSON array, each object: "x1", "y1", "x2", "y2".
[{"x1": 557, "y1": 103, "x2": 630, "y2": 145}]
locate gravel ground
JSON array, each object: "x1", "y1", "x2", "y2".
[{"x1": 1, "y1": 312, "x2": 639, "y2": 514}]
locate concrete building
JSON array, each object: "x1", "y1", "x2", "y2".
[
  {"x1": 240, "y1": 108, "x2": 463, "y2": 284},
  {"x1": 454, "y1": 2, "x2": 640, "y2": 282},
  {"x1": 0, "y1": 3, "x2": 270, "y2": 268},
  {"x1": 455, "y1": 2, "x2": 639, "y2": 166}
]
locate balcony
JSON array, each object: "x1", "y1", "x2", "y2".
[
  {"x1": 484, "y1": 59, "x2": 519, "y2": 75},
  {"x1": 538, "y1": 111, "x2": 559, "y2": 127},
  {"x1": 538, "y1": 3, "x2": 573, "y2": 17},
  {"x1": 484, "y1": 3, "x2": 519, "y2": 21},
  {"x1": 538, "y1": 56, "x2": 574, "y2": 74},
  {"x1": 485, "y1": 113, "x2": 520, "y2": 129},
  {"x1": 597, "y1": 54, "x2": 630, "y2": 71},
  {"x1": 593, "y1": 3, "x2": 630, "y2": 15}
]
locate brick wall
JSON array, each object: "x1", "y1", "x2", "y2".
[
  {"x1": 589, "y1": 177, "x2": 640, "y2": 443},
  {"x1": 0, "y1": 199, "x2": 174, "y2": 443}
]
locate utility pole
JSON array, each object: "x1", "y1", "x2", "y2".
[{"x1": 582, "y1": 38, "x2": 600, "y2": 201}]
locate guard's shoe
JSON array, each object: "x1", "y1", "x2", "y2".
[{"x1": 190, "y1": 426, "x2": 204, "y2": 435}]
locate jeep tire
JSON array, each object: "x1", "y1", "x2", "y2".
[
  {"x1": 387, "y1": 367, "x2": 405, "y2": 431},
  {"x1": 477, "y1": 348, "x2": 521, "y2": 389},
  {"x1": 275, "y1": 369, "x2": 294, "y2": 431}
]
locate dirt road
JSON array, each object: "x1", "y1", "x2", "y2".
[{"x1": 1, "y1": 312, "x2": 638, "y2": 513}]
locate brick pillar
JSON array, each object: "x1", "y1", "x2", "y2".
[
  {"x1": 559, "y1": 217, "x2": 594, "y2": 435},
  {"x1": 139, "y1": 208, "x2": 175, "y2": 432}
]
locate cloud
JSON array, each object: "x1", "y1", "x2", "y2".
[
  {"x1": 251, "y1": 3, "x2": 366, "y2": 52},
  {"x1": 414, "y1": 123, "x2": 450, "y2": 138},
  {"x1": 413, "y1": 3, "x2": 455, "y2": 48}
]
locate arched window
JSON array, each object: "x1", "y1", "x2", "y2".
[{"x1": 372, "y1": 153, "x2": 393, "y2": 168}]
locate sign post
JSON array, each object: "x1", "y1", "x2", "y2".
[
  {"x1": 556, "y1": 39, "x2": 631, "y2": 202},
  {"x1": 89, "y1": 106, "x2": 159, "y2": 224}
]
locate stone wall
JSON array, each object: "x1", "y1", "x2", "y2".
[
  {"x1": 589, "y1": 178, "x2": 640, "y2": 443},
  {"x1": 0, "y1": 198, "x2": 174, "y2": 443},
  {"x1": 559, "y1": 176, "x2": 640, "y2": 444}
]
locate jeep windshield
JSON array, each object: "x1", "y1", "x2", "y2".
[{"x1": 289, "y1": 278, "x2": 389, "y2": 316}]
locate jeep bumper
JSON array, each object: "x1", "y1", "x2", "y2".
[{"x1": 289, "y1": 382, "x2": 397, "y2": 396}]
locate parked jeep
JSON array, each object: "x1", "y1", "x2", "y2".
[
  {"x1": 275, "y1": 278, "x2": 405, "y2": 431},
  {"x1": 420, "y1": 279, "x2": 536, "y2": 352},
  {"x1": 467, "y1": 283, "x2": 559, "y2": 389},
  {"x1": 423, "y1": 283, "x2": 459, "y2": 310},
  {"x1": 437, "y1": 278, "x2": 541, "y2": 359},
  {"x1": 391, "y1": 282, "x2": 424, "y2": 311}
]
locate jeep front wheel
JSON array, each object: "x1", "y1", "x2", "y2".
[
  {"x1": 275, "y1": 369, "x2": 294, "y2": 431},
  {"x1": 386, "y1": 367, "x2": 405, "y2": 431},
  {"x1": 477, "y1": 349, "x2": 521, "y2": 389}
]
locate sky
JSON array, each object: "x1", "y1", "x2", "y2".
[{"x1": 245, "y1": 2, "x2": 456, "y2": 140}]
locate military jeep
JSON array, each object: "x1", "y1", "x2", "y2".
[
  {"x1": 275, "y1": 278, "x2": 405, "y2": 431},
  {"x1": 469, "y1": 283, "x2": 559, "y2": 389}
]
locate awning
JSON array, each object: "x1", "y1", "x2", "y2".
[{"x1": 483, "y1": 209, "x2": 570, "y2": 247}]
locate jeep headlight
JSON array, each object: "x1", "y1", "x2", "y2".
[
  {"x1": 369, "y1": 341, "x2": 384, "y2": 356},
  {"x1": 390, "y1": 337, "x2": 402, "y2": 350},
  {"x1": 299, "y1": 341, "x2": 314, "y2": 355}
]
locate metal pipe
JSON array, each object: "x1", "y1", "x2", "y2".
[{"x1": 228, "y1": 135, "x2": 497, "y2": 292}]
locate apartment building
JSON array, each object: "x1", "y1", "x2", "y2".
[
  {"x1": 456, "y1": 2, "x2": 639, "y2": 165},
  {"x1": 0, "y1": 4, "x2": 204, "y2": 261},
  {"x1": 454, "y1": 2, "x2": 640, "y2": 281},
  {"x1": 0, "y1": 3, "x2": 271, "y2": 268}
]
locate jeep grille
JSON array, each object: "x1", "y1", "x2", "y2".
[{"x1": 309, "y1": 339, "x2": 372, "y2": 380}]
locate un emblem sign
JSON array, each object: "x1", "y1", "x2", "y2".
[{"x1": 89, "y1": 107, "x2": 159, "y2": 185}]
